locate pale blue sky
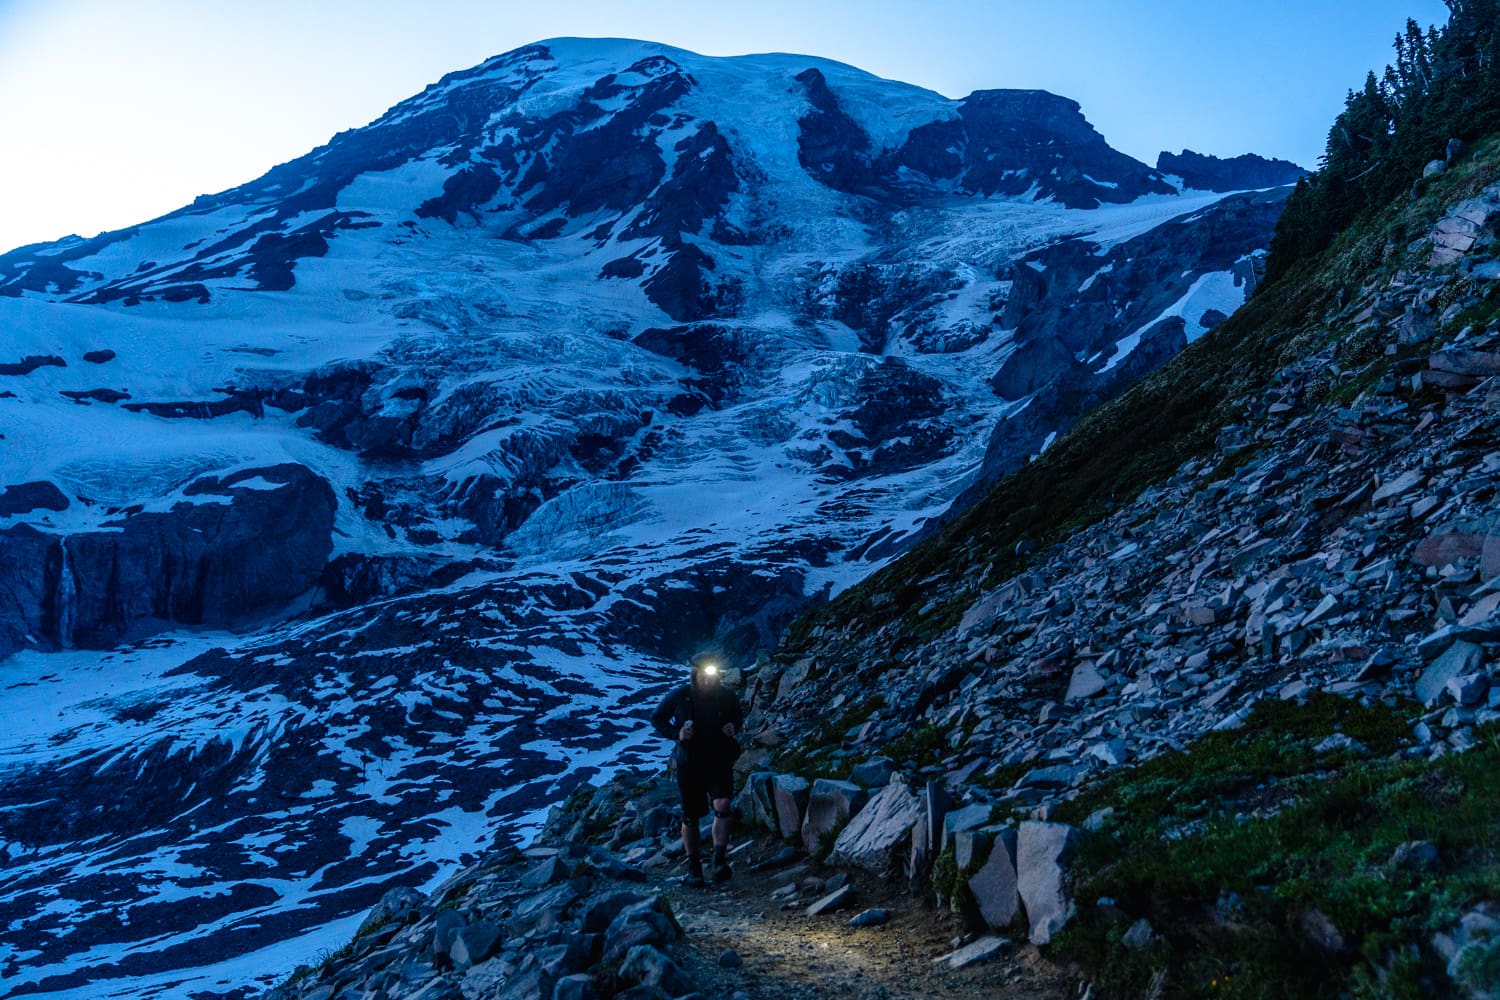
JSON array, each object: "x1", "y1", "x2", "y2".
[{"x1": 0, "y1": 0, "x2": 1450, "y2": 252}]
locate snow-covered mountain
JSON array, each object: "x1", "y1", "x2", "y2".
[{"x1": 0, "y1": 38, "x2": 1292, "y2": 998}]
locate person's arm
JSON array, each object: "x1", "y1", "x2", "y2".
[{"x1": 651, "y1": 690, "x2": 680, "y2": 741}]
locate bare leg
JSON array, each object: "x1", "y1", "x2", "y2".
[
  {"x1": 711, "y1": 797, "x2": 732, "y2": 851},
  {"x1": 682, "y1": 818, "x2": 702, "y2": 862}
]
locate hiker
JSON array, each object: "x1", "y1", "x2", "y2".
[{"x1": 651, "y1": 651, "x2": 744, "y2": 886}]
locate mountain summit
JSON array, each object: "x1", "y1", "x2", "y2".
[{"x1": 0, "y1": 38, "x2": 1289, "y2": 998}]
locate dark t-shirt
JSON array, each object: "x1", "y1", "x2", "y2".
[{"x1": 651, "y1": 682, "x2": 744, "y2": 767}]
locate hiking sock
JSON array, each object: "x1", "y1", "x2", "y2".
[{"x1": 712, "y1": 845, "x2": 727, "y2": 867}]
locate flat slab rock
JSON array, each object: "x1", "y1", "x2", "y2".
[{"x1": 935, "y1": 935, "x2": 1010, "y2": 969}]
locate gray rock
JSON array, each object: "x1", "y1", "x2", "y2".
[
  {"x1": 772, "y1": 774, "x2": 812, "y2": 841},
  {"x1": 1017, "y1": 821, "x2": 1078, "y2": 945},
  {"x1": 580, "y1": 890, "x2": 648, "y2": 935},
  {"x1": 719, "y1": 948, "x2": 743, "y2": 969},
  {"x1": 848, "y1": 757, "x2": 896, "y2": 788},
  {"x1": 1086, "y1": 739, "x2": 1128, "y2": 768},
  {"x1": 1417, "y1": 640, "x2": 1485, "y2": 706},
  {"x1": 432, "y1": 908, "x2": 465, "y2": 957},
  {"x1": 1448, "y1": 672, "x2": 1489, "y2": 708},
  {"x1": 967, "y1": 828, "x2": 1020, "y2": 929},
  {"x1": 1313, "y1": 733, "x2": 1368, "y2": 756},
  {"x1": 952, "y1": 826, "x2": 995, "y2": 871},
  {"x1": 1065, "y1": 660, "x2": 1108, "y2": 701},
  {"x1": 806, "y1": 884, "x2": 855, "y2": 916},
  {"x1": 1016, "y1": 764, "x2": 1078, "y2": 789},
  {"x1": 1392, "y1": 840, "x2": 1439, "y2": 872},
  {"x1": 846, "y1": 908, "x2": 890, "y2": 928},
  {"x1": 509, "y1": 879, "x2": 586, "y2": 936},
  {"x1": 618, "y1": 944, "x2": 694, "y2": 996},
  {"x1": 1122, "y1": 918, "x2": 1154, "y2": 951},
  {"x1": 935, "y1": 935, "x2": 1009, "y2": 969},
  {"x1": 603, "y1": 896, "x2": 682, "y2": 963},
  {"x1": 1082, "y1": 807, "x2": 1115, "y2": 832},
  {"x1": 939, "y1": 803, "x2": 992, "y2": 854},
  {"x1": 358, "y1": 885, "x2": 425, "y2": 937},
  {"x1": 736, "y1": 772, "x2": 778, "y2": 833},
  {"x1": 450, "y1": 919, "x2": 503, "y2": 967},
  {"x1": 1433, "y1": 906, "x2": 1500, "y2": 985},
  {"x1": 920, "y1": 781, "x2": 955, "y2": 856},
  {"x1": 801, "y1": 778, "x2": 868, "y2": 854},
  {"x1": 521, "y1": 855, "x2": 569, "y2": 889},
  {"x1": 552, "y1": 974, "x2": 598, "y2": 1000},
  {"x1": 830, "y1": 775, "x2": 923, "y2": 877}
]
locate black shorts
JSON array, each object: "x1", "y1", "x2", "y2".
[{"x1": 676, "y1": 759, "x2": 735, "y2": 820}]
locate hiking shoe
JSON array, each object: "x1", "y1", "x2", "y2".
[
  {"x1": 712, "y1": 860, "x2": 733, "y2": 884},
  {"x1": 683, "y1": 857, "x2": 706, "y2": 888}
]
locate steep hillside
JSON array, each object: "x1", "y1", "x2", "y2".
[{"x1": 747, "y1": 120, "x2": 1500, "y2": 1000}]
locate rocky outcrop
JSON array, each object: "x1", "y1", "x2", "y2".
[
  {"x1": 1157, "y1": 149, "x2": 1307, "y2": 192},
  {"x1": 886, "y1": 90, "x2": 1176, "y2": 208},
  {"x1": 263, "y1": 843, "x2": 695, "y2": 1000},
  {"x1": 0, "y1": 464, "x2": 334, "y2": 657}
]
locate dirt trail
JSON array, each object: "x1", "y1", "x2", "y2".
[{"x1": 645, "y1": 835, "x2": 1078, "y2": 999}]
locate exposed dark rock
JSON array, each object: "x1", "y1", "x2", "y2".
[
  {"x1": 60, "y1": 388, "x2": 130, "y2": 404},
  {"x1": 1157, "y1": 149, "x2": 1307, "y2": 192},
  {"x1": 795, "y1": 68, "x2": 876, "y2": 194},
  {"x1": 0, "y1": 481, "x2": 69, "y2": 517},
  {"x1": 0, "y1": 464, "x2": 335, "y2": 657},
  {"x1": 0, "y1": 354, "x2": 66, "y2": 376},
  {"x1": 887, "y1": 90, "x2": 1175, "y2": 208},
  {"x1": 82, "y1": 349, "x2": 116, "y2": 364}
]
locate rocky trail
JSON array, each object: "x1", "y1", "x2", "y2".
[
  {"x1": 262, "y1": 765, "x2": 1080, "y2": 1000},
  {"x1": 657, "y1": 838, "x2": 1072, "y2": 1000}
]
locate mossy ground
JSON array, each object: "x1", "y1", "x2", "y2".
[{"x1": 1049, "y1": 696, "x2": 1500, "y2": 998}]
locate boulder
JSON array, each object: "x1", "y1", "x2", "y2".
[
  {"x1": 801, "y1": 778, "x2": 868, "y2": 854},
  {"x1": 736, "y1": 771, "x2": 778, "y2": 832},
  {"x1": 1416, "y1": 641, "x2": 1485, "y2": 706},
  {"x1": 848, "y1": 757, "x2": 896, "y2": 788},
  {"x1": 618, "y1": 944, "x2": 694, "y2": 996},
  {"x1": 509, "y1": 879, "x2": 586, "y2": 937},
  {"x1": 552, "y1": 975, "x2": 598, "y2": 1000},
  {"x1": 1065, "y1": 660, "x2": 1108, "y2": 700},
  {"x1": 432, "y1": 908, "x2": 465, "y2": 958},
  {"x1": 772, "y1": 774, "x2": 812, "y2": 841},
  {"x1": 450, "y1": 920, "x2": 504, "y2": 967},
  {"x1": 919, "y1": 781, "x2": 954, "y2": 856},
  {"x1": 357, "y1": 884, "x2": 425, "y2": 936},
  {"x1": 1414, "y1": 531, "x2": 1485, "y2": 569},
  {"x1": 967, "y1": 828, "x2": 1021, "y2": 929},
  {"x1": 1122, "y1": 918, "x2": 1154, "y2": 951},
  {"x1": 603, "y1": 896, "x2": 681, "y2": 963},
  {"x1": 1016, "y1": 821, "x2": 1078, "y2": 944},
  {"x1": 953, "y1": 825, "x2": 996, "y2": 870},
  {"x1": 939, "y1": 803, "x2": 992, "y2": 854},
  {"x1": 830, "y1": 776, "x2": 922, "y2": 877},
  {"x1": 580, "y1": 890, "x2": 647, "y2": 934}
]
